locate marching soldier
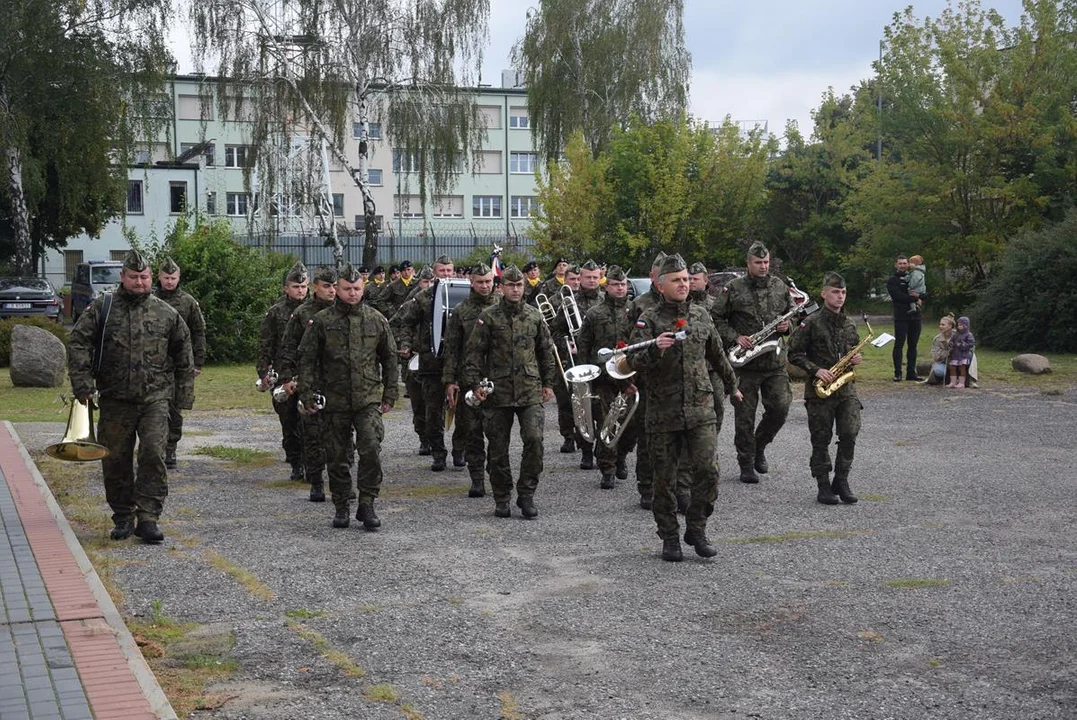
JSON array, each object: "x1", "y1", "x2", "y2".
[
  {"x1": 627, "y1": 254, "x2": 741, "y2": 562},
  {"x1": 711, "y1": 242, "x2": 794, "y2": 484},
  {"x1": 788, "y1": 272, "x2": 863, "y2": 506},
  {"x1": 548, "y1": 263, "x2": 584, "y2": 456},
  {"x1": 257, "y1": 262, "x2": 309, "y2": 481},
  {"x1": 556, "y1": 259, "x2": 605, "y2": 469},
  {"x1": 442, "y1": 262, "x2": 499, "y2": 497},
  {"x1": 373, "y1": 260, "x2": 414, "y2": 317},
  {"x1": 575, "y1": 265, "x2": 635, "y2": 489},
  {"x1": 68, "y1": 250, "x2": 194, "y2": 544},
  {"x1": 627, "y1": 252, "x2": 668, "y2": 509},
  {"x1": 522, "y1": 260, "x2": 543, "y2": 304},
  {"x1": 278, "y1": 265, "x2": 339, "y2": 502},
  {"x1": 153, "y1": 256, "x2": 206, "y2": 470},
  {"x1": 394, "y1": 256, "x2": 456, "y2": 471},
  {"x1": 391, "y1": 265, "x2": 434, "y2": 455},
  {"x1": 462, "y1": 264, "x2": 557, "y2": 519},
  {"x1": 538, "y1": 256, "x2": 571, "y2": 297},
  {"x1": 297, "y1": 264, "x2": 398, "y2": 530}
]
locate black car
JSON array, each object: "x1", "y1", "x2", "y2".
[{"x1": 0, "y1": 277, "x2": 61, "y2": 321}]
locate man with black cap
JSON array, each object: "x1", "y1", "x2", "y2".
[
  {"x1": 68, "y1": 250, "x2": 194, "y2": 544},
  {"x1": 462, "y1": 264, "x2": 558, "y2": 519},
  {"x1": 365, "y1": 266, "x2": 387, "y2": 303},
  {"x1": 711, "y1": 241, "x2": 795, "y2": 485},
  {"x1": 358, "y1": 266, "x2": 370, "y2": 283},
  {"x1": 538, "y1": 256, "x2": 571, "y2": 297},
  {"x1": 258, "y1": 261, "x2": 309, "y2": 482},
  {"x1": 442, "y1": 262, "x2": 499, "y2": 497},
  {"x1": 373, "y1": 260, "x2": 415, "y2": 318},
  {"x1": 394, "y1": 255, "x2": 456, "y2": 470},
  {"x1": 788, "y1": 272, "x2": 863, "y2": 506},
  {"x1": 297, "y1": 263, "x2": 399, "y2": 530},
  {"x1": 522, "y1": 260, "x2": 543, "y2": 304},
  {"x1": 154, "y1": 256, "x2": 206, "y2": 469},
  {"x1": 278, "y1": 265, "x2": 340, "y2": 502},
  {"x1": 627, "y1": 253, "x2": 741, "y2": 561}
]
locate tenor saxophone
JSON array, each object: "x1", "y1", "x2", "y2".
[{"x1": 813, "y1": 315, "x2": 874, "y2": 399}]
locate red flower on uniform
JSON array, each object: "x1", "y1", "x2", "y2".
[
  {"x1": 674, "y1": 318, "x2": 687, "y2": 330},
  {"x1": 615, "y1": 340, "x2": 627, "y2": 349}
]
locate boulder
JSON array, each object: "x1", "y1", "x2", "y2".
[
  {"x1": 10, "y1": 325, "x2": 67, "y2": 387},
  {"x1": 1011, "y1": 353, "x2": 1052, "y2": 375}
]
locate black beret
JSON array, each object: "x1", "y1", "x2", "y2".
[
  {"x1": 399, "y1": 260, "x2": 413, "y2": 269},
  {"x1": 522, "y1": 261, "x2": 538, "y2": 272},
  {"x1": 372, "y1": 266, "x2": 385, "y2": 275}
]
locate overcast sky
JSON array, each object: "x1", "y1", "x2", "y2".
[{"x1": 171, "y1": 0, "x2": 1029, "y2": 138}]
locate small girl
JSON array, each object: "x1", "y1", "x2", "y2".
[
  {"x1": 948, "y1": 316, "x2": 975, "y2": 388},
  {"x1": 927, "y1": 314, "x2": 955, "y2": 385}
]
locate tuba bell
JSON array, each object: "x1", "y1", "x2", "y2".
[
  {"x1": 599, "y1": 390, "x2": 639, "y2": 448},
  {"x1": 46, "y1": 397, "x2": 110, "y2": 462}
]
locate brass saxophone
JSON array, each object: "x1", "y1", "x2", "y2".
[{"x1": 814, "y1": 314, "x2": 873, "y2": 399}]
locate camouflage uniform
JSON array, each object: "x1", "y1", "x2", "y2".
[
  {"x1": 394, "y1": 284, "x2": 449, "y2": 466},
  {"x1": 711, "y1": 273, "x2": 794, "y2": 474},
  {"x1": 297, "y1": 297, "x2": 399, "y2": 510},
  {"x1": 627, "y1": 284, "x2": 663, "y2": 500},
  {"x1": 549, "y1": 284, "x2": 604, "y2": 449},
  {"x1": 628, "y1": 297, "x2": 738, "y2": 542},
  {"x1": 364, "y1": 279, "x2": 387, "y2": 305},
  {"x1": 153, "y1": 283, "x2": 205, "y2": 456},
  {"x1": 372, "y1": 276, "x2": 416, "y2": 318},
  {"x1": 68, "y1": 286, "x2": 194, "y2": 525},
  {"x1": 442, "y1": 288, "x2": 499, "y2": 487},
  {"x1": 462, "y1": 294, "x2": 558, "y2": 507},
  {"x1": 258, "y1": 294, "x2": 305, "y2": 474}
]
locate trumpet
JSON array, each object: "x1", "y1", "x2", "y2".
[
  {"x1": 598, "y1": 330, "x2": 688, "y2": 380},
  {"x1": 255, "y1": 367, "x2": 278, "y2": 391},
  {"x1": 465, "y1": 378, "x2": 495, "y2": 407},
  {"x1": 599, "y1": 390, "x2": 638, "y2": 448},
  {"x1": 814, "y1": 314, "x2": 874, "y2": 399}
]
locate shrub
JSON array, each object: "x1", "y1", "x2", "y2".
[
  {"x1": 0, "y1": 317, "x2": 69, "y2": 367},
  {"x1": 971, "y1": 214, "x2": 1077, "y2": 353}
]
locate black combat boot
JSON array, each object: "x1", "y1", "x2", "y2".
[
  {"x1": 684, "y1": 529, "x2": 718, "y2": 558},
  {"x1": 560, "y1": 437, "x2": 575, "y2": 453},
  {"x1": 816, "y1": 478, "x2": 840, "y2": 505},
  {"x1": 639, "y1": 493, "x2": 653, "y2": 510},
  {"x1": 431, "y1": 456, "x2": 447, "y2": 472},
  {"x1": 164, "y1": 448, "x2": 177, "y2": 469},
  {"x1": 332, "y1": 505, "x2": 350, "y2": 528},
  {"x1": 494, "y1": 501, "x2": 511, "y2": 518},
  {"x1": 309, "y1": 483, "x2": 325, "y2": 503},
  {"x1": 356, "y1": 503, "x2": 381, "y2": 531},
  {"x1": 468, "y1": 476, "x2": 486, "y2": 498},
  {"x1": 754, "y1": 445, "x2": 769, "y2": 474},
  {"x1": 110, "y1": 517, "x2": 135, "y2": 541},
  {"x1": 289, "y1": 460, "x2": 304, "y2": 482},
  {"x1": 661, "y1": 537, "x2": 684, "y2": 562},
  {"x1": 133, "y1": 519, "x2": 164, "y2": 544},
  {"x1": 452, "y1": 450, "x2": 467, "y2": 467},
  {"x1": 739, "y1": 465, "x2": 760, "y2": 484},
  {"x1": 615, "y1": 456, "x2": 628, "y2": 480},
  {"x1": 832, "y1": 476, "x2": 858, "y2": 504},
  {"x1": 579, "y1": 447, "x2": 594, "y2": 470},
  {"x1": 517, "y1": 496, "x2": 539, "y2": 519},
  {"x1": 676, "y1": 493, "x2": 690, "y2": 514},
  {"x1": 418, "y1": 441, "x2": 431, "y2": 456},
  {"x1": 600, "y1": 474, "x2": 615, "y2": 490}
]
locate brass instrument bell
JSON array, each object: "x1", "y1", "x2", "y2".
[{"x1": 46, "y1": 398, "x2": 110, "y2": 462}]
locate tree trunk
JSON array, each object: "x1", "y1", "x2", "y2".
[{"x1": 5, "y1": 145, "x2": 33, "y2": 276}]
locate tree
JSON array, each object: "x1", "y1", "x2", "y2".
[
  {"x1": 0, "y1": 0, "x2": 171, "y2": 275},
  {"x1": 511, "y1": 0, "x2": 691, "y2": 162},
  {"x1": 189, "y1": 0, "x2": 491, "y2": 267}
]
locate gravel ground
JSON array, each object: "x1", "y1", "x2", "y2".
[{"x1": 16, "y1": 382, "x2": 1077, "y2": 720}]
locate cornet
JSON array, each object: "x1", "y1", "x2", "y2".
[
  {"x1": 465, "y1": 378, "x2": 495, "y2": 407},
  {"x1": 255, "y1": 367, "x2": 278, "y2": 391}
]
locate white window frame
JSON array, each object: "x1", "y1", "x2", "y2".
[
  {"x1": 367, "y1": 168, "x2": 383, "y2": 186},
  {"x1": 180, "y1": 142, "x2": 216, "y2": 166},
  {"x1": 510, "y1": 152, "x2": 537, "y2": 174},
  {"x1": 509, "y1": 108, "x2": 530, "y2": 129},
  {"x1": 432, "y1": 195, "x2": 464, "y2": 218},
  {"x1": 393, "y1": 195, "x2": 423, "y2": 218},
  {"x1": 225, "y1": 145, "x2": 252, "y2": 168},
  {"x1": 510, "y1": 195, "x2": 538, "y2": 219},
  {"x1": 332, "y1": 193, "x2": 345, "y2": 217},
  {"x1": 226, "y1": 192, "x2": 250, "y2": 216},
  {"x1": 169, "y1": 181, "x2": 187, "y2": 215},
  {"x1": 472, "y1": 195, "x2": 502, "y2": 219}
]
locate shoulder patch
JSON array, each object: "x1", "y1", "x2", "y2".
[
  {"x1": 476, "y1": 318, "x2": 484, "y2": 326},
  {"x1": 306, "y1": 318, "x2": 314, "y2": 327}
]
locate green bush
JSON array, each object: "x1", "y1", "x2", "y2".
[
  {"x1": 0, "y1": 317, "x2": 69, "y2": 367},
  {"x1": 971, "y1": 214, "x2": 1077, "y2": 353}
]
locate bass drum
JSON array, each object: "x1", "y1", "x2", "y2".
[{"x1": 430, "y1": 278, "x2": 472, "y2": 357}]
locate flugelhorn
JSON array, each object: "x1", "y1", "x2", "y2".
[
  {"x1": 255, "y1": 367, "x2": 278, "y2": 392},
  {"x1": 598, "y1": 330, "x2": 688, "y2": 380},
  {"x1": 46, "y1": 395, "x2": 110, "y2": 462},
  {"x1": 814, "y1": 314, "x2": 874, "y2": 399}
]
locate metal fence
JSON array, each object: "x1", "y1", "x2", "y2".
[{"x1": 235, "y1": 231, "x2": 537, "y2": 267}]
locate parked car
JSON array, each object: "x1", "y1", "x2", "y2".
[
  {"x1": 627, "y1": 277, "x2": 652, "y2": 300},
  {"x1": 0, "y1": 277, "x2": 62, "y2": 321},
  {"x1": 70, "y1": 261, "x2": 124, "y2": 321}
]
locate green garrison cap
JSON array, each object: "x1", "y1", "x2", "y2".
[
  {"x1": 689, "y1": 261, "x2": 708, "y2": 275},
  {"x1": 657, "y1": 253, "x2": 687, "y2": 276},
  {"x1": 566, "y1": 263, "x2": 582, "y2": 275},
  {"x1": 605, "y1": 265, "x2": 627, "y2": 281},
  {"x1": 822, "y1": 271, "x2": 846, "y2": 289},
  {"x1": 434, "y1": 254, "x2": 453, "y2": 266},
  {"x1": 500, "y1": 264, "x2": 524, "y2": 282},
  {"x1": 285, "y1": 261, "x2": 308, "y2": 284},
  {"x1": 313, "y1": 265, "x2": 338, "y2": 284},
  {"x1": 123, "y1": 250, "x2": 149, "y2": 272},
  {"x1": 580, "y1": 259, "x2": 600, "y2": 271},
  {"x1": 158, "y1": 256, "x2": 180, "y2": 274},
  {"x1": 651, "y1": 251, "x2": 668, "y2": 269},
  {"x1": 747, "y1": 241, "x2": 770, "y2": 259},
  {"x1": 339, "y1": 263, "x2": 362, "y2": 283},
  {"x1": 471, "y1": 262, "x2": 492, "y2": 276},
  {"x1": 418, "y1": 265, "x2": 435, "y2": 280}
]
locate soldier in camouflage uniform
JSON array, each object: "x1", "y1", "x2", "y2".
[
  {"x1": 522, "y1": 260, "x2": 543, "y2": 305},
  {"x1": 297, "y1": 264, "x2": 399, "y2": 530},
  {"x1": 257, "y1": 262, "x2": 309, "y2": 481},
  {"x1": 711, "y1": 242, "x2": 794, "y2": 484},
  {"x1": 68, "y1": 251, "x2": 194, "y2": 544},
  {"x1": 788, "y1": 272, "x2": 863, "y2": 506},
  {"x1": 627, "y1": 254, "x2": 741, "y2": 562},
  {"x1": 394, "y1": 256, "x2": 456, "y2": 471},
  {"x1": 153, "y1": 256, "x2": 206, "y2": 470},
  {"x1": 390, "y1": 265, "x2": 434, "y2": 454},
  {"x1": 364, "y1": 265, "x2": 387, "y2": 304},
  {"x1": 278, "y1": 266, "x2": 339, "y2": 502},
  {"x1": 575, "y1": 265, "x2": 635, "y2": 489},
  {"x1": 537, "y1": 257, "x2": 570, "y2": 298},
  {"x1": 372, "y1": 259, "x2": 416, "y2": 317},
  {"x1": 442, "y1": 263, "x2": 499, "y2": 497},
  {"x1": 462, "y1": 265, "x2": 558, "y2": 519}
]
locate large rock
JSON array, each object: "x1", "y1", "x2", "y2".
[
  {"x1": 1011, "y1": 353, "x2": 1052, "y2": 375},
  {"x1": 10, "y1": 325, "x2": 67, "y2": 387}
]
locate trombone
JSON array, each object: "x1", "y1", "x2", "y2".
[{"x1": 535, "y1": 291, "x2": 569, "y2": 384}]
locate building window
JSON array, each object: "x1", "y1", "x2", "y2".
[
  {"x1": 392, "y1": 149, "x2": 420, "y2": 173},
  {"x1": 169, "y1": 182, "x2": 187, "y2": 214},
  {"x1": 353, "y1": 121, "x2": 383, "y2": 139},
  {"x1": 126, "y1": 180, "x2": 144, "y2": 214},
  {"x1": 367, "y1": 168, "x2": 383, "y2": 185},
  {"x1": 206, "y1": 192, "x2": 217, "y2": 215},
  {"x1": 64, "y1": 251, "x2": 84, "y2": 282},
  {"x1": 226, "y1": 192, "x2": 249, "y2": 216},
  {"x1": 225, "y1": 145, "x2": 252, "y2": 168},
  {"x1": 270, "y1": 196, "x2": 300, "y2": 217},
  {"x1": 135, "y1": 149, "x2": 151, "y2": 165},
  {"x1": 479, "y1": 105, "x2": 502, "y2": 129},
  {"x1": 510, "y1": 152, "x2": 537, "y2": 174},
  {"x1": 432, "y1": 196, "x2": 463, "y2": 218},
  {"x1": 332, "y1": 193, "x2": 344, "y2": 217},
  {"x1": 509, "y1": 108, "x2": 529, "y2": 129},
  {"x1": 109, "y1": 250, "x2": 128, "y2": 261},
  {"x1": 472, "y1": 195, "x2": 501, "y2": 218},
  {"x1": 179, "y1": 142, "x2": 215, "y2": 166},
  {"x1": 510, "y1": 195, "x2": 539, "y2": 218},
  {"x1": 177, "y1": 94, "x2": 214, "y2": 121},
  {"x1": 393, "y1": 195, "x2": 423, "y2": 218},
  {"x1": 477, "y1": 151, "x2": 502, "y2": 174}
]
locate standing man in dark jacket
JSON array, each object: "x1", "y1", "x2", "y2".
[
  {"x1": 627, "y1": 254, "x2": 741, "y2": 562},
  {"x1": 711, "y1": 242, "x2": 794, "y2": 484},
  {"x1": 154, "y1": 256, "x2": 205, "y2": 470},
  {"x1": 68, "y1": 251, "x2": 194, "y2": 544},
  {"x1": 886, "y1": 255, "x2": 923, "y2": 382},
  {"x1": 297, "y1": 264, "x2": 398, "y2": 530},
  {"x1": 462, "y1": 265, "x2": 558, "y2": 519}
]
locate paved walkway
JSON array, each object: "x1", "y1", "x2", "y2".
[{"x1": 0, "y1": 421, "x2": 175, "y2": 720}]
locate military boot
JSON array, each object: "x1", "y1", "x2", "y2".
[
  {"x1": 560, "y1": 437, "x2": 575, "y2": 453},
  {"x1": 661, "y1": 537, "x2": 684, "y2": 562},
  {"x1": 600, "y1": 474, "x2": 616, "y2": 490},
  {"x1": 452, "y1": 450, "x2": 467, "y2": 468},
  {"x1": 739, "y1": 465, "x2": 760, "y2": 484},
  {"x1": 517, "y1": 496, "x2": 539, "y2": 519},
  {"x1": 754, "y1": 445, "x2": 769, "y2": 474},
  {"x1": 832, "y1": 476, "x2": 858, "y2": 504},
  {"x1": 309, "y1": 483, "x2": 325, "y2": 503},
  {"x1": 332, "y1": 505, "x2": 350, "y2": 528},
  {"x1": 494, "y1": 501, "x2": 511, "y2": 518},
  {"x1": 816, "y1": 478, "x2": 840, "y2": 505},
  {"x1": 133, "y1": 519, "x2": 164, "y2": 544},
  {"x1": 579, "y1": 447, "x2": 594, "y2": 470},
  {"x1": 468, "y1": 476, "x2": 486, "y2": 498},
  {"x1": 430, "y1": 455, "x2": 447, "y2": 472},
  {"x1": 639, "y1": 492, "x2": 653, "y2": 510},
  {"x1": 684, "y1": 529, "x2": 718, "y2": 558},
  {"x1": 289, "y1": 460, "x2": 304, "y2": 482},
  {"x1": 164, "y1": 448, "x2": 177, "y2": 469},
  {"x1": 356, "y1": 503, "x2": 381, "y2": 531},
  {"x1": 615, "y1": 456, "x2": 628, "y2": 480},
  {"x1": 109, "y1": 517, "x2": 135, "y2": 541},
  {"x1": 418, "y1": 441, "x2": 432, "y2": 456}
]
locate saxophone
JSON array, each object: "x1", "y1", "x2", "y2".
[
  {"x1": 728, "y1": 302, "x2": 819, "y2": 367},
  {"x1": 813, "y1": 315, "x2": 874, "y2": 399}
]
